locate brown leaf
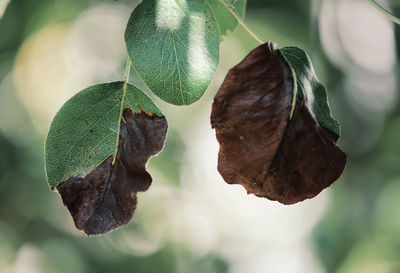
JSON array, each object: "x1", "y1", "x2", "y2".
[
  {"x1": 56, "y1": 109, "x2": 168, "y2": 235},
  {"x1": 211, "y1": 42, "x2": 346, "y2": 205}
]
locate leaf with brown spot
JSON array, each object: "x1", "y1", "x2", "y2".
[
  {"x1": 45, "y1": 82, "x2": 167, "y2": 234},
  {"x1": 211, "y1": 42, "x2": 346, "y2": 205},
  {"x1": 57, "y1": 110, "x2": 167, "y2": 235}
]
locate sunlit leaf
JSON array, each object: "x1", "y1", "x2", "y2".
[{"x1": 125, "y1": 0, "x2": 221, "y2": 105}]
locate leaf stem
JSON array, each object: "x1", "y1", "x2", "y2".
[
  {"x1": 112, "y1": 57, "x2": 132, "y2": 165},
  {"x1": 123, "y1": 57, "x2": 132, "y2": 86},
  {"x1": 218, "y1": 0, "x2": 264, "y2": 44},
  {"x1": 369, "y1": 0, "x2": 400, "y2": 25}
]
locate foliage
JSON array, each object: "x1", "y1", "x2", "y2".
[
  {"x1": 44, "y1": 0, "x2": 344, "y2": 234},
  {"x1": 1, "y1": 0, "x2": 399, "y2": 272}
]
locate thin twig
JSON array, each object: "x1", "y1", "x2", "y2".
[
  {"x1": 369, "y1": 0, "x2": 400, "y2": 25},
  {"x1": 218, "y1": 0, "x2": 264, "y2": 44}
]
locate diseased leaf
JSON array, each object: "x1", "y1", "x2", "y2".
[
  {"x1": 124, "y1": 0, "x2": 221, "y2": 105},
  {"x1": 207, "y1": 0, "x2": 247, "y2": 36},
  {"x1": 45, "y1": 82, "x2": 162, "y2": 187},
  {"x1": 45, "y1": 82, "x2": 167, "y2": 234},
  {"x1": 57, "y1": 109, "x2": 167, "y2": 235},
  {"x1": 211, "y1": 42, "x2": 293, "y2": 194},
  {"x1": 261, "y1": 101, "x2": 346, "y2": 204},
  {"x1": 211, "y1": 42, "x2": 346, "y2": 205}
]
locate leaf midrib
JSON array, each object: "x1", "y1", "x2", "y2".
[
  {"x1": 167, "y1": 0, "x2": 186, "y2": 104},
  {"x1": 53, "y1": 101, "x2": 121, "y2": 177}
]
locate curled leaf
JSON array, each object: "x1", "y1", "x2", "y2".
[{"x1": 211, "y1": 42, "x2": 346, "y2": 205}]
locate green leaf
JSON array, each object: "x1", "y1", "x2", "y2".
[
  {"x1": 124, "y1": 0, "x2": 221, "y2": 106},
  {"x1": 280, "y1": 46, "x2": 340, "y2": 136},
  {"x1": 207, "y1": 0, "x2": 247, "y2": 36},
  {"x1": 45, "y1": 82, "x2": 162, "y2": 188}
]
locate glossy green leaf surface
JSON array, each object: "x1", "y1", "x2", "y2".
[
  {"x1": 207, "y1": 0, "x2": 247, "y2": 36},
  {"x1": 125, "y1": 0, "x2": 221, "y2": 105},
  {"x1": 281, "y1": 46, "x2": 340, "y2": 136},
  {"x1": 45, "y1": 82, "x2": 162, "y2": 188}
]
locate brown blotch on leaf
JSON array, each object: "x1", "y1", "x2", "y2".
[
  {"x1": 56, "y1": 109, "x2": 168, "y2": 235},
  {"x1": 211, "y1": 42, "x2": 346, "y2": 205}
]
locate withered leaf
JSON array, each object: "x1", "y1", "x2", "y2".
[
  {"x1": 46, "y1": 82, "x2": 166, "y2": 235},
  {"x1": 56, "y1": 109, "x2": 167, "y2": 235},
  {"x1": 211, "y1": 42, "x2": 346, "y2": 205}
]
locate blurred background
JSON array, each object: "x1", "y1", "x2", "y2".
[{"x1": 0, "y1": 0, "x2": 399, "y2": 272}]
